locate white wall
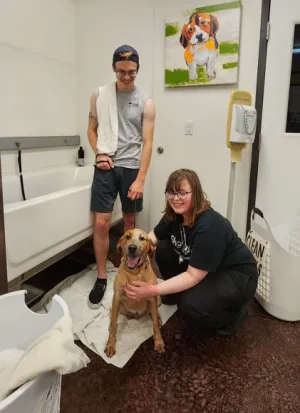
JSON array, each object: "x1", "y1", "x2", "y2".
[
  {"x1": 0, "y1": 0, "x2": 263, "y2": 237},
  {"x1": 255, "y1": 0, "x2": 300, "y2": 228},
  {"x1": 0, "y1": 0, "x2": 77, "y2": 176},
  {"x1": 75, "y1": 0, "x2": 154, "y2": 229},
  {"x1": 75, "y1": 0, "x2": 262, "y2": 237},
  {"x1": 230, "y1": 0, "x2": 262, "y2": 238},
  {"x1": 76, "y1": 0, "x2": 154, "y2": 165},
  {"x1": 150, "y1": 0, "x2": 262, "y2": 239}
]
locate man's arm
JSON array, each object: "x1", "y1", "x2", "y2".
[
  {"x1": 87, "y1": 94, "x2": 98, "y2": 155},
  {"x1": 128, "y1": 98, "x2": 156, "y2": 200},
  {"x1": 88, "y1": 94, "x2": 114, "y2": 169},
  {"x1": 136, "y1": 98, "x2": 156, "y2": 183}
]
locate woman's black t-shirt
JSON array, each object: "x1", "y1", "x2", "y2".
[{"x1": 153, "y1": 208, "x2": 256, "y2": 272}]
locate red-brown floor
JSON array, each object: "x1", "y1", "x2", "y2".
[
  {"x1": 28, "y1": 226, "x2": 300, "y2": 413},
  {"x1": 61, "y1": 296, "x2": 300, "y2": 413}
]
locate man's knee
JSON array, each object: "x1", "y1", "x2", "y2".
[
  {"x1": 94, "y1": 213, "x2": 111, "y2": 235},
  {"x1": 123, "y1": 212, "x2": 136, "y2": 230}
]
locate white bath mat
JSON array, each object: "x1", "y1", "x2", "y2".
[{"x1": 50, "y1": 262, "x2": 177, "y2": 368}]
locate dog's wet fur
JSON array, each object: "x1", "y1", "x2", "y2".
[{"x1": 104, "y1": 229, "x2": 165, "y2": 358}]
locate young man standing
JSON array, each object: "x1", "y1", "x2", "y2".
[{"x1": 87, "y1": 45, "x2": 156, "y2": 309}]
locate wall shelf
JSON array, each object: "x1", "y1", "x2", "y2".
[{"x1": 0, "y1": 135, "x2": 80, "y2": 151}]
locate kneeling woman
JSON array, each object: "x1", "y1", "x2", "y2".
[{"x1": 125, "y1": 169, "x2": 258, "y2": 337}]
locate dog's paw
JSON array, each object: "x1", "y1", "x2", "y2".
[
  {"x1": 154, "y1": 338, "x2": 165, "y2": 353},
  {"x1": 104, "y1": 342, "x2": 116, "y2": 358},
  {"x1": 207, "y1": 71, "x2": 216, "y2": 79}
]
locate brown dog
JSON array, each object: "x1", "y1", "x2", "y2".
[{"x1": 104, "y1": 229, "x2": 165, "y2": 358}]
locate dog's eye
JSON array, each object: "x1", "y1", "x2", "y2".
[
  {"x1": 188, "y1": 27, "x2": 193, "y2": 33},
  {"x1": 125, "y1": 234, "x2": 131, "y2": 240},
  {"x1": 201, "y1": 20, "x2": 208, "y2": 25},
  {"x1": 139, "y1": 236, "x2": 146, "y2": 241}
]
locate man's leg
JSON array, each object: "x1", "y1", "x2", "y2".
[
  {"x1": 123, "y1": 212, "x2": 136, "y2": 233},
  {"x1": 88, "y1": 168, "x2": 117, "y2": 309},
  {"x1": 94, "y1": 212, "x2": 112, "y2": 278},
  {"x1": 117, "y1": 167, "x2": 143, "y2": 232}
]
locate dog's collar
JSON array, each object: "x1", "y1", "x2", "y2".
[{"x1": 134, "y1": 260, "x2": 148, "y2": 272}]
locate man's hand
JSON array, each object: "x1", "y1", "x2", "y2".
[
  {"x1": 128, "y1": 179, "x2": 144, "y2": 200},
  {"x1": 95, "y1": 154, "x2": 114, "y2": 170}
]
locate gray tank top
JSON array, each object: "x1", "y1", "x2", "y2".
[{"x1": 95, "y1": 86, "x2": 149, "y2": 169}]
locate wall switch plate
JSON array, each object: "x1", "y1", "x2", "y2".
[{"x1": 184, "y1": 120, "x2": 194, "y2": 135}]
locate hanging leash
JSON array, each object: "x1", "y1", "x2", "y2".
[
  {"x1": 133, "y1": 197, "x2": 137, "y2": 228},
  {"x1": 16, "y1": 141, "x2": 26, "y2": 201}
]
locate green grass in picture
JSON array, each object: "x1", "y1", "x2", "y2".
[
  {"x1": 165, "y1": 67, "x2": 209, "y2": 86},
  {"x1": 184, "y1": 1, "x2": 241, "y2": 16},
  {"x1": 219, "y1": 41, "x2": 239, "y2": 54},
  {"x1": 165, "y1": 23, "x2": 180, "y2": 37},
  {"x1": 165, "y1": 60, "x2": 237, "y2": 86},
  {"x1": 223, "y1": 61, "x2": 238, "y2": 69}
]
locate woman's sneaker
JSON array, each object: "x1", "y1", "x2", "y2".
[{"x1": 216, "y1": 305, "x2": 248, "y2": 337}]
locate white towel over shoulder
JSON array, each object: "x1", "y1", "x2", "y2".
[{"x1": 96, "y1": 82, "x2": 118, "y2": 156}]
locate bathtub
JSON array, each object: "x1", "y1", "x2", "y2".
[{"x1": 3, "y1": 165, "x2": 122, "y2": 283}]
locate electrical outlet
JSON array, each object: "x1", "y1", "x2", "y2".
[{"x1": 184, "y1": 120, "x2": 194, "y2": 135}]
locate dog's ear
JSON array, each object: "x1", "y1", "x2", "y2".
[
  {"x1": 146, "y1": 238, "x2": 156, "y2": 258},
  {"x1": 117, "y1": 234, "x2": 126, "y2": 256},
  {"x1": 210, "y1": 15, "x2": 219, "y2": 36},
  {"x1": 180, "y1": 33, "x2": 188, "y2": 48},
  {"x1": 194, "y1": 12, "x2": 200, "y2": 26}
]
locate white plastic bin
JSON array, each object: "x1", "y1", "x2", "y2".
[
  {"x1": 0, "y1": 290, "x2": 69, "y2": 413},
  {"x1": 246, "y1": 208, "x2": 300, "y2": 322}
]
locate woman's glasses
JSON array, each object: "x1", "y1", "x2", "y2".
[{"x1": 165, "y1": 191, "x2": 192, "y2": 200}]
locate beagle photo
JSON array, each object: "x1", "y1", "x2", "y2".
[
  {"x1": 164, "y1": 1, "x2": 241, "y2": 87},
  {"x1": 104, "y1": 229, "x2": 165, "y2": 358},
  {"x1": 180, "y1": 12, "x2": 219, "y2": 81}
]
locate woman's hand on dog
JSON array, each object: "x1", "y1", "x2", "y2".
[{"x1": 124, "y1": 281, "x2": 158, "y2": 300}]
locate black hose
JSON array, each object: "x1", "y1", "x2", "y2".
[{"x1": 16, "y1": 143, "x2": 26, "y2": 201}]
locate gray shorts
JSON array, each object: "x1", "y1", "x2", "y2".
[{"x1": 90, "y1": 166, "x2": 143, "y2": 214}]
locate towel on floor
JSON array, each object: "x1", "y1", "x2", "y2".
[
  {"x1": 95, "y1": 82, "x2": 118, "y2": 156},
  {"x1": 43, "y1": 261, "x2": 177, "y2": 368},
  {"x1": 0, "y1": 314, "x2": 90, "y2": 401}
]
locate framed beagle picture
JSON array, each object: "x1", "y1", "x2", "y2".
[{"x1": 164, "y1": 1, "x2": 241, "y2": 87}]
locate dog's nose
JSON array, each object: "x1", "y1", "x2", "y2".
[
  {"x1": 128, "y1": 244, "x2": 137, "y2": 253},
  {"x1": 196, "y1": 33, "x2": 203, "y2": 41}
]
